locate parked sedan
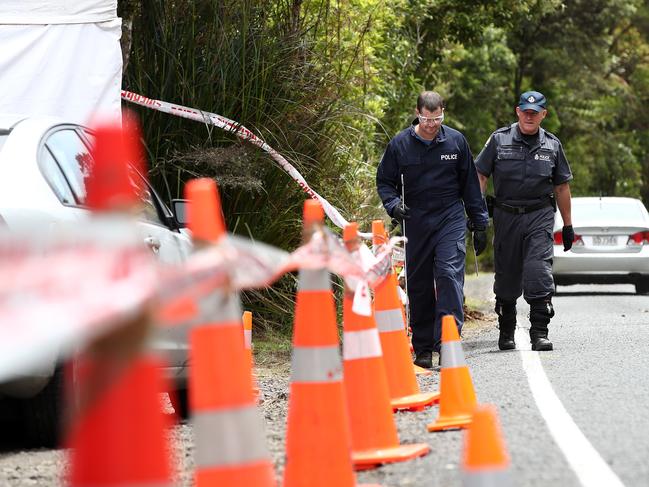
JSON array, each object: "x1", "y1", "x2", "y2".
[
  {"x1": 552, "y1": 196, "x2": 649, "y2": 294},
  {"x1": 0, "y1": 115, "x2": 192, "y2": 446}
]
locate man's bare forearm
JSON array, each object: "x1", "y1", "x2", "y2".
[
  {"x1": 478, "y1": 172, "x2": 489, "y2": 195},
  {"x1": 554, "y1": 182, "x2": 572, "y2": 226}
]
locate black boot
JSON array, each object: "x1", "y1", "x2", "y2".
[
  {"x1": 414, "y1": 351, "x2": 433, "y2": 369},
  {"x1": 529, "y1": 297, "x2": 554, "y2": 351},
  {"x1": 495, "y1": 298, "x2": 516, "y2": 350}
]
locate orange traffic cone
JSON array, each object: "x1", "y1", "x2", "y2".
[
  {"x1": 186, "y1": 179, "x2": 276, "y2": 487},
  {"x1": 242, "y1": 310, "x2": 254, "y2": 362},
  {"x1": 462, "y1": 404, "x2": 513, "y2": 486},
  {"x1": 393, "y1": 270, "x2": 428, "y2": 378},
  {"x1": 67, "y1": 118, "x2": 173, "y2": 487},
  {"x1": 427, "y1": 315, "x2": 477, "y2": 431},
  {"x1": 242, "y1": 310, "x2": 261, "y2": 401},
  {"x1": 342, "y1": 223, "x2": 429, "y2": 470},
  {"x1": 397, "y1": 277, "x2": 431, "y2": 378},
  {"x1": 67, "y1": 354, "x2": 173, "y2": 487},
  {"x1": 283, "y1": 202, "x2": 379, "y2": 487},
  {"x1": 372, "y1": 220, "x2": 438, "y2": 411}
]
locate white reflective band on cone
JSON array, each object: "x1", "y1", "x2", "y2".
[
  {"x1": 462, "y1": 470, "x2": 512, "y2": 487},
  {"x1": 177, "y1": 291, "x2": 242, "y2": 328},
  {"x1": 343, "y1": 328, "x2": 382, "y2": 360},
  {"x1": 244, "y1": 329, "x2": 252, "y2": 349},
  {"x1": 374, "y1": 308, "x2": 405, "y2": 332},
  {"x1": 201, "y1": 291, "x2": 242, "y2": 322},
  {"x1": 290, "y1": 346, "x2": 342, "y2": 382},
  {"x1": 194, "y1": 405, "x2": 270, "y2": 468},
  {"x1": 441, "y1": 341, "x2": 467, "y2": 368},
  {"x1": 298, "y1": 269, "x2": 330, "y2": 291}
]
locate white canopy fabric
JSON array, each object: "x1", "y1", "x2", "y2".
[
  {"x1": 0, "y1": 0, "x2": 117, "y2": 24},
  {"x1": 0, "y1": 0, "x2": 121, "y2": 124}
]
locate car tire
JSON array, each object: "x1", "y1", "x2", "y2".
[
  {"x1": 169, "y1": 387, "x2": 190, "y2": 421},
  {"x1": 21, "y1": 366, "x2": 64, "y2": 448},
  {"x1": 635, "y1": 280, "x2": 649, "y2": 295}
]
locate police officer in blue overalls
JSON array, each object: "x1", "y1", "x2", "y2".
[
  {"x1": 377, "y1": 91, "x2": 488, "y2": 369},
  {"x1": 475, "y1": 91, "x2": 574, "y2": 351}
]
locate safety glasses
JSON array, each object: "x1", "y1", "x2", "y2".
[{"x1": 417, "y1": 110, "x2": 444, "y2": 125}]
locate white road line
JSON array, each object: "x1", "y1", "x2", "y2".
[{"x1": 515, "y1": 327, "x2": 625, "y2": 487}]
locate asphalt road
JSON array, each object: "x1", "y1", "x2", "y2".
[
  {"x1": 1, "y1": 276, "x2": 648, "y2": 486},
  {"x1": 464, "y1": 277, "x2": 649, "y2": 487}
]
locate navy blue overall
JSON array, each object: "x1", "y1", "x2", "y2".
[{"x1": 377, "y1": 122, "x2": 488, "y2": 354}]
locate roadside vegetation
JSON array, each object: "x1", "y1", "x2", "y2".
[{"x1": 118, "y1": 0, "x2": 649, "y2": 333}]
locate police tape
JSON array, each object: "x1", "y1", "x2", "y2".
[
  {"x1": 121, "y1": 90, "x2": 374, "y2": 239},
  {"x1": 158, "y1": 225, "x2": 403, "y2": 321},
  {"x1": 0, "y1": 219, "x2": 402, "y2": 381},
  {"x1": 0, "y1": 220, "x2": 157, "y2": 384}
]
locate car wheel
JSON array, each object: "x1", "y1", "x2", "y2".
[
  {"x1": 169, "y1": 387, "x2": 190, "y2": 421},
  {"x1": 635, "y1": 280, "x2": 649, "y2": 295},
  {"x1": 21, "y1": 366, "x2": 65, "y2": 448}
]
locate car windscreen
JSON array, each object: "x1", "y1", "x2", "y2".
[{"x1": 573, "y1": 200, "x2": 646, "y2": 224}]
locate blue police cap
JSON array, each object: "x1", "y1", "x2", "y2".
[{"x1": 518, "y1": 91, "x2": 547, "y2": 112}]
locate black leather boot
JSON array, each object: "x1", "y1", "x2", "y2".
[
  {"x1": 495, "y1": 298, "x2": 516, "y2": 350},
  {"x1": 529, "y1": 297, "x2": 554, "y2": 351},
  {"x1": 414, "y1": 351, "x2": 433, "y2": 369}
]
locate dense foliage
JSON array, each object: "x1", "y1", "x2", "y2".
[{"x1": 120, "y1": 0, "x2": 649, "y2": 330}]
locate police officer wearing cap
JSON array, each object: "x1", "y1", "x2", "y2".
[
  {"x1": 377, "y1": 91, "x2": 488, "y2": 369},
  {"x1": 475, "y1": 91, "x2": 573, "y2": 351}
]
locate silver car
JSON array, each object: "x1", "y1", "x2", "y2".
[
  {"x1": 552, "y1": 196, "x2": 649, "y2": 294},
  {"x1": 0, "y1": 115, "x2": 192, "y2": 446}
]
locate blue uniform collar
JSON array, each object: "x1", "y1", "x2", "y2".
[{"x1": 409, "y1": 120, "x2": 447, "y2": 145}]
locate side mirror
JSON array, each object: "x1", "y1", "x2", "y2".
[{"x1": 171, "y1": 199, "x2": 189, "y2": 228}]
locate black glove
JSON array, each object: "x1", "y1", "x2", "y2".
[
  {"x1": 473, "y1": 229, "x2": 487, "y2": 256},
  {"x1": 562, "y1": 225, "x2": 574, "y2": 251},
  {"x1": 392, "y1": 202, "x2": 410, "y2": 221}
]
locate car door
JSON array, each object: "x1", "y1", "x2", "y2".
[
  {"x1": 50, "y1": 126, "x2": 191, "y2": 264},
  {"x1": 48, "y1": 126, "x2": 192, "y2": 377},
  {"x1": 127, "y1": 167, "x2": 192, "y2": 265}
]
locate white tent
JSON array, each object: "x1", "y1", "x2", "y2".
[{"x1": 0, "y1": 0, "x2": 122, "y2": 124}]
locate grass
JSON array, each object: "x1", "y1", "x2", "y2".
[{"x1": 122, "y1": 1, "x2": 386, "y2": 334}]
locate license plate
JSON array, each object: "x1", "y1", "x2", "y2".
[{"x1": 592, "y1": 235, "x2": 616, "y2": 246}]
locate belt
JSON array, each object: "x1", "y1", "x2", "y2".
[{"x1": 494, "y1": 198, "x2": 553, "y2": 215}]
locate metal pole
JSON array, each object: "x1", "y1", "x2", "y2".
[
  {"x1": 472, "y1": 231, "x2": 479, "y2": 277},
  {"x1": 400, "y1": 173, "x2": 410, "y2": 325}
]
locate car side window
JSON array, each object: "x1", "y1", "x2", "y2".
[
  {"x1": 45, "y1": 128, "x2": 164, "y2": 225},
  {"x1": 39, "y1": 147, "x2": 76, "y2": 205},
  {"x1": 128, "y1": 168, "x2": 164, "y2": 225},
  {"x1": 45, "y1": 129, "x2": 92, "y2": 204},
  {"x1": 0, "y1": 133, "x2": 8, "y2": 152}
]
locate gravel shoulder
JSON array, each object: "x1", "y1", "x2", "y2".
[{"x1": 0, "y1": 273, "x2": 498, "y2": 487}]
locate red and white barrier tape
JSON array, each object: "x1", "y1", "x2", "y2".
[
  {"x1": 0, "y1": 219, "x2": 401, "y2": 381},
  {"x1": 0, "y1": 220, "x2": 157, "y2": 383},
  {"x1": 158, "y1": 226, "x2": 403, "y2": 321},
  {"x1": 121, "y1": 90, "x2": 373, "y2": 238}
]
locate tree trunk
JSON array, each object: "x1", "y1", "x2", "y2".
[{"x1": 117, "y1": 0, "x2": 141, "y2": 75}]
